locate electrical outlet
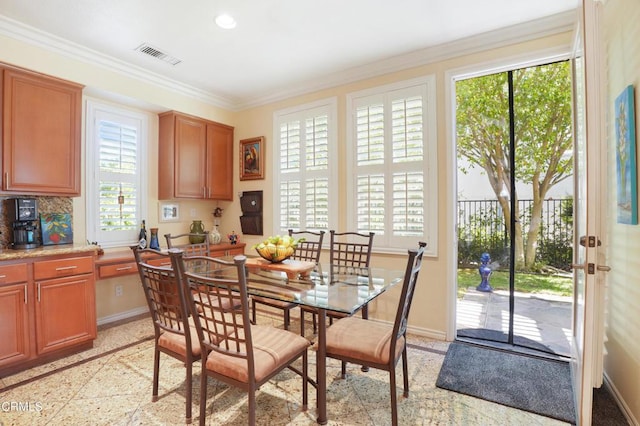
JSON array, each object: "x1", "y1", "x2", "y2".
[
  {"x1": 190, "y1": 208, "x2": 197, "y2": 217},
  {"x1": 115, "y1": 285, "x2": 123, "y2": 297}
]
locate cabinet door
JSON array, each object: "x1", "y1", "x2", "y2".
[
  {"x1": 0, "y1": 283, "x2": 31, "y2": 367},
  {"x1": 2, "y1": 68, "x2": 82, "y2": 195},
  {"x1": 206, "y1": 123, "x2": 234, "y2": 200},
  {"x1": 174, "y1": 115, "x2": 208, "y2": 198},
  {"x1": 35, "y1": 274, "x2": 96, "y2": 355}
]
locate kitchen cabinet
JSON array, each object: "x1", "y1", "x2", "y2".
[
  {"x1": 158, "y1": 111, "x2": 234, "y2": 200},
  {"x1": 0, "y1": 263, "x2": 31, "y2": 369},
  {"x1": 0, "y1": 252, "x2": 97, "y2": 375},
  {"x1": 33, "y1": 256, "x2": 96, "y2": 355},
  {"x1": 1, "y1": 66, "x2": 83, "y2": 196},
  {"x1": 210, "y1": 242, "x2": 245, "y2": 258},
  {"x1": 94, "y1": 243, "x2": 247, "y2": 279}
]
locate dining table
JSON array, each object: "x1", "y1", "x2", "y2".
[{"x1": 183, "y1": 256, "x2": 405, "y2": 425}]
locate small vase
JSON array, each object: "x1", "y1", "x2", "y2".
[
  {"x1": 149, "y1": 228, "x2": 160, "y2": 250},
  {"x1": 210, "y1": 225, "x2": 222, "y2": 245},
  {"x1": 189, "y1": 220, "x2": 206, "y2": 244}
]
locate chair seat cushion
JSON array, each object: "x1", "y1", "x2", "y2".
[
  {"x1": 158, "y1": 320, "x2": 201, "y2": 357},
  {"x1": 323, "y1": 316, "x2": 404, "y2": 365},
  {"x1": 205, "y1": 324, "x2": 309, "y2": 384}
]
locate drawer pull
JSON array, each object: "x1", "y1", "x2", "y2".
[
  {"x1": 0, "y1": 274, "x2": 6, "y2": 279},
  {"x1": 116, "y1": 266, "x2": 134, "y2": 271},
  {"x1": 37, "y1": 282, "x2": 41, "y2": 302},
  {"x1": 24, "y1": 284, "x2": 27, "y2": 305},
  {"x1": 55, "y1": 266, "x2": 78, "y2": 271}
]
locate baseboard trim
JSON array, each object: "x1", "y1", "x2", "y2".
[
  {"x1": 603, "y1": 371, "x2": 639, "y2": 426},
  {"x1": 97, "y1": 307, "x2": 149, "y2": 327},
  {"x1": 366, "y1": 317, "x2": 447, "y2": 341}
]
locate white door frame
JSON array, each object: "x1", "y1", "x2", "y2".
[{"x1": 444, "y1": 47, "x2": 572, "y2": 340}]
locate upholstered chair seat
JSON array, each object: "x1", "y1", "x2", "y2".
[
  {"x1": 323, "y1": 317, "x2": 405, "y2": 366},
  {"x1": 206, "y1": 324, "x2": 310, "y2": 383}
]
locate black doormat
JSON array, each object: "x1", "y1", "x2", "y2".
[{"x1": 436, "y1": 341, "x2": 576, "y2": 424}]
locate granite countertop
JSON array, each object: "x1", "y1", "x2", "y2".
[{"x1": 0, "y1": 244, "x2": 100, "y2": 261}]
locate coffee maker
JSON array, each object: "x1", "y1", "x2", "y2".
[{"x1": 7, "y1": 198, "x2": 38, "y2": 249}]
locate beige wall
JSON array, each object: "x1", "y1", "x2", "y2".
[
  {"x1": 234, "y1": 32, "x2": 574, "y2": 338},
  {"x1": 0, "y1": 29, "x2": 574, "y2": 337},
  {"x1": 601, "y1": 0, "x2": 640, "y2": 423}
]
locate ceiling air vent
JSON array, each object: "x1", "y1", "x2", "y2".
[{"x1": 134, "y1": 43, "x2": 182, "y2": 66}]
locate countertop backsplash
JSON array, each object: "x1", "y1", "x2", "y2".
[{"x1": 0, "y1": 196, "x2": 73, "y2": 249}]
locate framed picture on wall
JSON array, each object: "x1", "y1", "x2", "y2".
[
  {"x1": 614, "y1": 85, "x2": 638, "y2": 224},
  {"x1": 240, "y1": 136, "x2": 265, "y2": 180},
  {"x1": 159, "y1": 202, "x2": 180, "y2": 222}
]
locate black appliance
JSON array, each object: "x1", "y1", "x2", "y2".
[{"x1": 7, "y1": 198, "x2": 38, "y2": 249}]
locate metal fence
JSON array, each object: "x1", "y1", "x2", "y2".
[{"x1": 457, "y1": 198, "x2": 573, "y2": 271}]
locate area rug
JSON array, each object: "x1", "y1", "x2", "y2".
[{"x1": 436, "y1": 341, "x2": 576, "y2": 424}]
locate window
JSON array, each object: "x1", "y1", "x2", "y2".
[
  {"x1": 86, "y1": 100, "x2": 148, "y2": 247},
  {"x1": 273, "y1": 98, "x2": 337, "y2": 235},
  {"x1": 347, "y1": 77, "x2": 437, "y2": 255}
]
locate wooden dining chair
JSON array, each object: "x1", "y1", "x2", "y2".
[
  {"x1": 251, "y1": 229, "x2": 325, "y2": 331},
  {"x1": 170, "y1": 251, "x2": 311, "y2": 426},
  {"x1": 300, "y1": 230, "x2": 374, "y2": 335},
  {"x1": 323, "y1": 241, "x2": 426, "y2": 426},
  {"x1": 164, "y1": 232, "x2": 211, "y2": 257},
  {"x1": 132, "y1": 246, "x2": 199, "y2": 424}
]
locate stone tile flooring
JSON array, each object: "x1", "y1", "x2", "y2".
[{"x1": 0, "y1": 311, "x2": 569, "y2": 425}]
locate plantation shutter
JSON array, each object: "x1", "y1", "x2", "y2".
[
  {"x1": 98, "y1": 120, "x2": 138, "y2": 232},
  {"x1": 87, "y1": 102, "x2": 146, "y2": 247},
  {"x1": 350, "y1": 81, "x2": 432, "y2": 249},
  {"x1": 275, "y1": 100, "x2": 336, "y2": 235}
]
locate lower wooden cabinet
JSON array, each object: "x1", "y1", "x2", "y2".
[
  {"x1": 0, "y1": 281, "x2": 31, "y2": 368},
  {"x1": 0, "y1": 253, "x2": 97, "y2": 375},
  {"x1": 35, "y1": 273, "x2": 96, "y2": 355},
  {"x1": 211, "y1": 244, "x2": 245, "y2": 258}
]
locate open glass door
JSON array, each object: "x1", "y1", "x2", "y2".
[{"x1": 455, "y1": 62, "x2": 574, "y2": 358}]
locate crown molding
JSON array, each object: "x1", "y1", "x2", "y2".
[
  {"x1": 237, "y1": 10, "x2": 577, "y2": 110},
  {"x1": 0, "y1": 15, "x2": 238, "y2": 110},
  {"x1": 0, "y1": 10, "x2": 576, "y2": 112}
]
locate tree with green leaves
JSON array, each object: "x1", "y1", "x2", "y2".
[{"x1": 456, "y1": 61, "x2": 573, "y2": 270}]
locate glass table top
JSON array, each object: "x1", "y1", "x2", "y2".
[{"x1": 183, "y1": 257, "x2": 404, "y2": 315}]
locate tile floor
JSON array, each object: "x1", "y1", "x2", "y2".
[{"x1": 0, "y1": 310, "x2": 569, "y2": 426}]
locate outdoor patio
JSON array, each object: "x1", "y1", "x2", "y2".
[{"x1": 457, "y1": 287, "x2": 572, "y2": 357}]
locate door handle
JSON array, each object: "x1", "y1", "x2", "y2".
[
  {"x1": 571, "y1": 263, "x2": 585, "y2": 270},
  {"x1": 579, "y1": 236, "x2": 602, "y2": 247},
  {"x1": 597, "y1": 265, "x2": 611, "y2": 272}
]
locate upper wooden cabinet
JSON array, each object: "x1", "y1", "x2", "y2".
[
  {"x1": 1, "y1": 67, "x2": 83, "y2": 196},
  {"x1": 158, "y1": 111, "x2": 234, "y2": 200}
]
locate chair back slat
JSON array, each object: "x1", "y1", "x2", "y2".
[
  {"x1": 330, "y1": 230, "x2": 374, "y2": 268},
  {"x1": 288, "y1": 229, "x2": 325, "y2": 263},
  {"x1": 165, "y1": 232, "x2": 211, "y2": 257},
  {"x1": 173, "y1": 253, "x2": 253, "y2": 362},
  {"x1": 132, "y1": 247, "x2": 190, "y2": 337},
  {"x1": 393, "y1": 242, "x2": 427, "y2": 342}
]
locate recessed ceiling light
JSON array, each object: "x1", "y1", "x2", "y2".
[{"x1": 215, "y1": 14, "x2": 237, "y2": 29}]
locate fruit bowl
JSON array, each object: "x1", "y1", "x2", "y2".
[{"x1": 253, "y1": 235, "x2": 304, "y2": 263}]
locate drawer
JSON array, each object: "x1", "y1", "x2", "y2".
[
  {"x1": 34, "y1": 256, "x2": 94, "y2": 280},
  {"x1": 98, "y1": 261, "x2": 138, "y2": 279},
  {"x1": 0, "y1": 263, "x2": 28, "y2": 285},
  {"x1": 146, "y1": 257, "x2": 172, "y2": 268}
]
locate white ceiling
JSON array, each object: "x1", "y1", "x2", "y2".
[{"x1": 0, "y1": 0, "x2": 578, "y2": 110}]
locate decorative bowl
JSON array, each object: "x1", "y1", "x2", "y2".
[{"x1": 252, "y1": 235, "x2": 304, "y2": 263}]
